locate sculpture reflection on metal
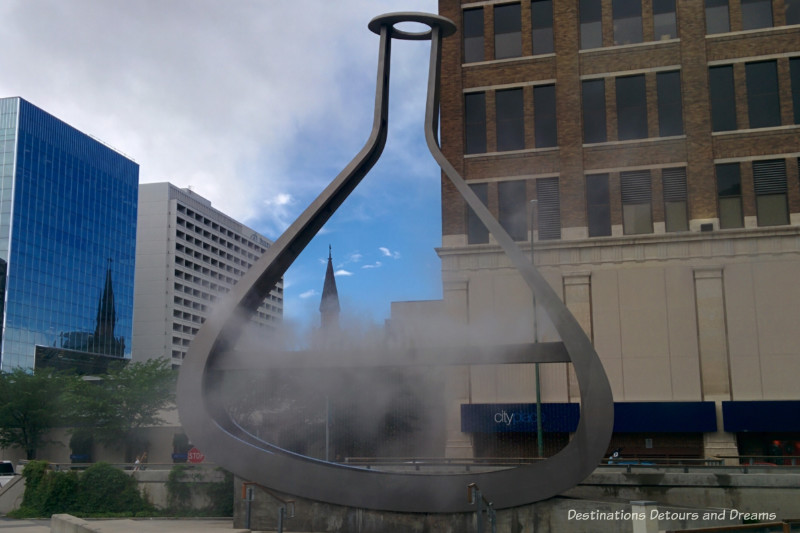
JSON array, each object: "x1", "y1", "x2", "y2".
[{"x1": 177, "y1": 12, "x2": 614, "y2": 513}]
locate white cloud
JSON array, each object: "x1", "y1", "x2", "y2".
[
  {"x1": 334, "y1": 269, "x2": 354, "y2": 277},
  {"x1": 362, "y1": 262, "x2": 382, "y2": 269},
  {"x1": 299, "y1": 289, "x2": 318, "y2": 299},
  {"x1": 0, "y1": 0, "x2": 438, "y2": 238},
  {"x1": 379, "y1": 246, "x2": 401, "y2": 259}
]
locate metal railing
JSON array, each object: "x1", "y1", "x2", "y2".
[
  {"x1": 241, "y1": 481, "x2": 295, "y2": 533},
  {"x1": 717, "y1": 455, "x2": 800, "y2": 467},
  {"x1": 468, "y1": 483, "x2": 497, "y2": 533}
]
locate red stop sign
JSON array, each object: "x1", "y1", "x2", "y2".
[{"x1": 187, "y1": 447, "x2": 205, "y2": 463}]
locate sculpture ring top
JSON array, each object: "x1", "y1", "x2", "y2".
[
  {"x1": 367, "y1": 12, "x2": 456, "y2": 41},
  {"x1": 177, "y1": 12, "x2": 614, "y2": 513}
]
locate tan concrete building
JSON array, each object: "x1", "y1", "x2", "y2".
[{"x1": 434, "y1": 0, "x2": 800, "y2": 461}]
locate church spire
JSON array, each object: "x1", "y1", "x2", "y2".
[
  {"x1": 95, "y1": 258, "x2": 117, "y2": 343},
  {"x1": 319, "y1": 245, "x2": 340, "y2": 331}
]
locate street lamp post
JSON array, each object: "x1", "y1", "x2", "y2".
[{"x1": 529, "y1": 199, "x2": 544, "y2": 458}]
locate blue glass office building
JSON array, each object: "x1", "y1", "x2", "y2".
[{"x1": 0, "y1": 97, "x2": 138, "y2": 372}]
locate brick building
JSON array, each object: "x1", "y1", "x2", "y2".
[{"x1": 434, "y1": 0, "x2": 800, "y2": 461}]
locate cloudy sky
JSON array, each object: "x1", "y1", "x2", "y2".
[{"x1": 0, "y1": 0, "x2": 445, "y2": 331}]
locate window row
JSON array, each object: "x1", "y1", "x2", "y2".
[
  {"x1": 174, "y1": 242, "x2": 247, "y2": 278},
  {"x1": 465, "y1": 0, "x2": 799, "y2": 61},
  {"x1": 174, "y1": 268, "x2": 230, "y2": 293},
  {"x1": 466, "y1": 178, "x2": 561, "y2": 244},
  {"x1": 582, "y1": 70, "x2": 684, "y2": 143},
  {"x1": 710, "y1": 58, "x2": 800, "y2": 132},
  {"x1": 177, "y1": 203, "x2": 269, "y2": 256},
  {"x1": 587, "y1": 168, "x2": 689, "y2": 236},
  {"x1": 716, "y1": 159, "x2": 795, "y2": 228},
  {"x1": 705, "y1": 0, "x2": 800, "y2": 35},
  {"x1": 174, "y1": 256, "x2": 239, "y2": 287},
  {"x1": 176, "y1": 228, "x2": 253, "y2": 270},
  {"x1": 177, "y1": 217, "x2": 258, "y2": 264},
  {"x1": 465, "y1": 85, "x2": 557, "y2": 153}
]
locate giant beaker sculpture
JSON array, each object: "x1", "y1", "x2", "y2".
[{"x1": 177, "y1": 12, "x2": 614, "y2": 513}]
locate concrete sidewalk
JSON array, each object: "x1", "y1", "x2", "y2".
[{"x1": 1, "y1": 515, "x2": 250, "y2": 533}]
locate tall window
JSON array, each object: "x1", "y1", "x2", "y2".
[
  {"x1": 499, "y1": 180, "x2": 528, "y2": 241},
  {"x1": 716, "y1": 163, "x2": 743, "y2": 229},
  {"x1": 705, "y1": 0, "x2": 730, "y2": 34},
  {"x1": 467, "y1": 183, "x2": 489, "y2": 244},
  {"x1": 741, "y1": 0, "x2": 772, "y2": 30},
  {"x1": 653, "y1": 0, "x2": 677, "y2": 40},
  {"x1": 536, "y1": 178, "x2": 561, "y2": 240},
  {"x1": 495, "y1": 3, "x2": 522, "y2": 59},
  {"x1": 531, "y1": 0, "x2": 554, "y2": 55},
  {"x1": 465, "y1": 92, "x2": 487, "y2": 154},
  {"x1": 746, "y1": 61, "x2": 780, "y2": 128},
  {"x1": 753, "y1": 159, "x2": 788, "y2": 226},
  {"x1": 580, "y1": 0, "x2": 603, "y2": 49},
  {"x1": 616, "y1": 75, "x2": 648, "y2": 140},
  {"x1": 496, "y1": 88, "x2": 525, "y2": 151},
  {"x1": 662, "y1": 167, "x2": 688, "y2": 232},
  {"x1": 792, "y1": 58, "x2": 800, "y2": 125},
  {"x1": 582, "y1": 79, "x2": 607, "y2": 143},
  {"x1": 464, "y1": 8, "x2": 484, "y2": 63},
  {"x1": 621, "y1": 170, "x2": 653, "y2": 234},
  {"x1": 586, "y1": 174, "x2": 612, "y2": 237},
  {"x1": 709, "y1": 66, "x2": 737, "y2": 132},
  {"x1": 613, "y1": 0, "x2": 643, "y2": 45},
  {"x1": 657, "y1": 71, "x2": 683, "y2": 136},
  {"x1": 534, "y1": 84, "x2": 557, "y2": 148},
  {"x1": 788, "y1": 0, "x2": 800, "y2": 25}
]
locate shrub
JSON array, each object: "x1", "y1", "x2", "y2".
[
  {"x1": 77, "y1": 462, "x2": 151, "y2": 514},
  {"x1": 11, "y1": 461, "x2": 152, "y2": 517}
]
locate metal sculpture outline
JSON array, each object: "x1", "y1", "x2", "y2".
[{"x1": 177, "y1": 12, "x2": 614, "y2": 513}]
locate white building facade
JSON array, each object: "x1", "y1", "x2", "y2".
[{"x1": 133, "y1": 183, "x2": 282, "y2": 366}]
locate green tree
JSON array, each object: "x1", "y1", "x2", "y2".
[
  {"x1": 66, "y1": 358, "x2": 176, "y2": 460},
  {"x1": 0, "y1": 369, "x2": 76, "y2": 459}
]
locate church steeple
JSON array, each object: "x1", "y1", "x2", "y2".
[
  {"x1": 319, "y1": 246, "x2": 340, "y2": 331},
  {"x1": 94, "y1": 259, "x2": 117, "y2": 342}
]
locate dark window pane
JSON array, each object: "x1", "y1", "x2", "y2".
[
  {"x1": 580, "y1": 0, "x2": 603, "y2": 49},
  {"x1": 499, "y1": 181, "x2": 528, "y2": 241},
  {"x1": 709, "y1": 66, "x2": 737, "y2": 132},
  {"x1": 616, "y1": 75, "x2": 648, "y2": 140},
  {"x1": 741, "y1": 0, "x2": 772, "y2": 30},
  {"x1": 657, "y1": 71, "x2": 683, "y2": 136},
  {"x1": 496, "y1": 89, "x2": 525, "y2": 151},
  {"x1": 621, "y1": 170, "x2": 653, "y2": 234},
  {"x1": 613, "y1": 0, "x2": 643, "y2": 45},
  {"x1": 467, "y1": 183, "x2": 489, "y2": 244},
  {"x1": 791, "y1": 58, "x2": 800, "y2": 125},
  {"x1": 495, "y1": 4, "x2": 522, "y2": 59},
  {"x1": 753, "y1": 159, "x2": 788, "y2": 226},
  {"x1": 537, "y1": 178, "x2": 561, "y2": 240},
  {"x1": 464, "y1": 8, "x2": 484, "y2": 63},
  {"x1": 716, "y1": 163, "x2": 742, "y2": 229},
  {"x1": 788, "y1": 0, "x2": 800, "y2": 25},
  {"x1": 586, "y1": 174, "x2": 611, "y2": 237},
  {"x1": 582, "y1": 79, "x2": 607, "y2": 143},
  {"x1": 653, "y1": 0, "x2": 677, "y2": 40},
  {"x1": 705, "y1": 0, "x2": 730, "y2": 34},
  {"x1": 663, "y1": 167, "x2": 688, "y2": 232},
  {"x1": 465, "y1": 93, "x2": 487, "y2": 154},
  {"x1": 531, "y1": 0, "x2": 554, "y2": 54},
  {"x1": 534, "y1": 84, "x2": 557, "y2": 147},
  {"x1": 746, "y1": 61, "x2": 780, "y2": 128}
]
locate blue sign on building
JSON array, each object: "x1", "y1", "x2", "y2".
[{"x1": 461, "y1": 403, "x2": 580, "y2": 433}]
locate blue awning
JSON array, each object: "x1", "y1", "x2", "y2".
[
  {"x1": 613, "y1": 402, "x2": 717, "y2": 433},
  {"x1": 722, "y1": 401, "x2": 800, "y2": 432},
  {"x1": 461, "y1": 403, "x2": 579, "y2": 433}
]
